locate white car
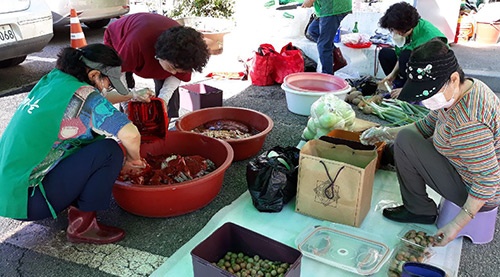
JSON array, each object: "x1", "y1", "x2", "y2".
[
  {"x1": 47, "y1": 0, "x2": 130, "y2": 29},
  {"x1": 0, "y1": 0, "x2": 54, "y2": 68}
]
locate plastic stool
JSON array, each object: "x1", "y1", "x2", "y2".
[{"x1": 436, "y1": 198, "x2": 498, "y2": 244}]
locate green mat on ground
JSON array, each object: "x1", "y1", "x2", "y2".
[{"x1": 151, "y1": 170, "x2": 461, "y2": 277}]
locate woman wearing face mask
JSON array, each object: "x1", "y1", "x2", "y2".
[
  {"x1": 378, "y1": 2, "x2": 447, "y2": 99},
  {"x1": 360, "y1": 39, "x2": 500, "y2": 246},
  {"x1": 0, "y1": 44, "x2": 150, "y2": 244}
]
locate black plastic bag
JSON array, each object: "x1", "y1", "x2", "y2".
[
  {"x1": 246, "y1": 146, "x2": 300, "y2": 212},
  {"x1": 300, "y1": 49, "x2": 318, "y2": 72},
  {"x1": 347, "y1": 75, "x2": 378, "y2": 96}
]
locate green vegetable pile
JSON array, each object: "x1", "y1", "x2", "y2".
[
  {"x1": 213, "y1": 251, "x2": 291, "y2": 277},
  {"x1": 345, "y1": 90, "x2": 429, "y2": 126},
  {"x1": 365, "y1": 98, "x2": 429, "y2": 126},
  {"x1": 301, "y1": 93, "x2": 356, "y2": 141}
]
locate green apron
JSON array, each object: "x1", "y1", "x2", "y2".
[{"x1": 0, "y1": 69, "x2": 90, "y2": 219}]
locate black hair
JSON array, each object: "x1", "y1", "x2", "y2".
[
  {"x1": 379, "y1": 2, "x2": 421, "y2": 33},
  {"x1": 154, "y1": 26, "x2": 210, "y2": 72},
  {"x1": 411, "y1": 39, "x2": 465, "y2": 83},
  {"x1": 56, "y1": 43, "x2": 122, "y2": 85}
]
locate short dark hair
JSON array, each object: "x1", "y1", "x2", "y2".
[
  {"x1": 379, "y1": 2, "x2": 421, "y2": 33},
  {"x1": 411, "y1": 39, "x2": 465, "y2": 83},
  {"x1": 155, "y1": 26, "x2": 210, "y2": 72},
  {"x1": 56, "y1": 43, "x2": 122, "y2": 85}
]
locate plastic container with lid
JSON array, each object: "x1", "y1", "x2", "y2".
[
  {"x1": 387, "y1": 244, "x2": 435, "y2": 277},
  {"x1": 295, "y1": 224, "x2": 391, "y2": 276},
  {"x1": 398, "y1": 224, "x2": 437, "y2": 252}
]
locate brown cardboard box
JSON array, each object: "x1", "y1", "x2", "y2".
[{"x1": 295, "y1": 139, "x2": 378, "y2": 227}]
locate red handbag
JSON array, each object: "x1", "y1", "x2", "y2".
[
  {"x1": 249, "y1": 43, "x2": 278, "y2": 86},
  {"x1": 274, "y1": 42, "x2": 304, "y2": 84}
]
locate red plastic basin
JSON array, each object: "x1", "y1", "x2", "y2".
[
  {"x1": 175, "y1": 107, "x2": 274, "y2": 161},
  {"x1": 113, "y1": 131, "x2": 233, "y2": 217}
]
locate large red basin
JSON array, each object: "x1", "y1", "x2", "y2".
[
  {"x1": 175, "y1": 107, "x2": 274, "y2": 161},
  {"x1": 113, "y1": 131, "x2": 233, "y2": 217}
]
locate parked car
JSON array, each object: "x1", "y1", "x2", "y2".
[
  {"x1": 46, "y1": 0, "x2": 130, "y2": 29},
  {"x1": 0, "y1": 0, "x2": 54, "y2": 68}
]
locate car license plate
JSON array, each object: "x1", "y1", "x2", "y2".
[{"x1": 0, "y1": 25, "x2": 17, "y2": 45}]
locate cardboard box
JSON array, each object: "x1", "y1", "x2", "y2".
[
  {"x1": 326, "y1": 129, "x2": 385, "y2": 169},
  {"x1": 191, "y1": 222, "x2": 302, "y2": 277},
  {"x1": 179, "y1": 83, "x2": 222, "y2": 111},
  {"x1": 295, "y1": 139, "x2": 378, "y2": 227}
]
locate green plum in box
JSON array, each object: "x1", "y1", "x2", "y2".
[
  {"x1": 179, "y1": 83, "x2": 223, "y2": 111},
  {"x1": 191, "y1": 222, "x2": 302, "y2": 277}
]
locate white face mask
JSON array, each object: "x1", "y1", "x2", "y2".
[
  {"x1": 421, "y1": 83, "x2": 456, "y2": 110},
  {"x1": 100, "y1": 79, "x2": 111, "y2": 95},
  {"x1": 392, "y1": 33, "x2": 406, "y2": 47}
]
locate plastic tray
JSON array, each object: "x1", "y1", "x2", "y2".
[
  {"x1": 295, "y1": 225, "x2": 390, "y2": 275},
  {"x1": 344, "y1": 42, "x2": 372, "y2": 48}
]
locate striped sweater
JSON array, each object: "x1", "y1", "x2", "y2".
[{"x1": 415, "y1": 79, "x2": 500, "y2": 207}]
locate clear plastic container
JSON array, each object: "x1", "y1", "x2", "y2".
[
  {"x1": 295, "y1": 225, "x2": 391, "y2": 275},
  {"x1": 386, "y1": 244, "x2": 435, "y2": 277},
  {"x1": 397, "y1": 224, "x2": 437, "y2": 251}
]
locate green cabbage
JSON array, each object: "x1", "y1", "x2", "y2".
[{"x1": 301, "y1": 93, "x2": 356, "y2": 141}]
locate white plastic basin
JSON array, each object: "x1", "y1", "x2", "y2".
[{"x1": 281, "y1": 82, "x2": 351, "y2": 116}]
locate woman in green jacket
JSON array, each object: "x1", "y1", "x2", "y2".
[
  {"x1": 0, "y1": 44, "x2": 148, "y2": 244},
  {"x1": 378, "y1": 1, "x2": 447, "y2": 99}
]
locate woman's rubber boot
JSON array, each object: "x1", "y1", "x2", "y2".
[{"x1": 66, "y1": 206, "x2": 125, "y2": 244}]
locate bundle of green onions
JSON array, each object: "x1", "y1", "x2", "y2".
[{"x1": 362, "y1": 98, "x2": 429, "y2": 126}]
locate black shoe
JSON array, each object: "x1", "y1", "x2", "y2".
[{"x1": 383, "y1": 205, "x2": 437, "y2": 224}]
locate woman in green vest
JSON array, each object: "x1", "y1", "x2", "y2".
[
  {"x1": 378, "y1": 2, "x2": 448, "y2": 99},
  {"x1": 0, "y1": 44, "x2": 149, "y2": 244}
]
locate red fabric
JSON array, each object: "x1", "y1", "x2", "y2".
[
  {"x1": 274, "y1": 42, "x2": 304, "y2": 84},
  {"x1": 104, "y1": 13, "x2": 191, "y2": 82}
]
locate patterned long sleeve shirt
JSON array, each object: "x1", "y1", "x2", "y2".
[{"x1": 415, "y1": 79, "x2": 500, "y2": 207}]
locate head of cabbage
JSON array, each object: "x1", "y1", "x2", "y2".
[{"x1": 302, "y1": 93, "x2": 355, "y2": 141}]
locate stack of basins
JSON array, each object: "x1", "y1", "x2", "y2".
[{"x1": 281, "y1": 72, "x2": 351, "y2": 116}]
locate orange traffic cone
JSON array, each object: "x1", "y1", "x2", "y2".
[{"x1": 70, "y1": 9, "x2": 87, "y2": 49}]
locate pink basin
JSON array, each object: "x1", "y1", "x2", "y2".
[{"x1": 284, "y1": 72, "x2": 350, "y2": 93}]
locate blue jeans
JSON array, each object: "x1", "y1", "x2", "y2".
[{"x1": 306, "y1": 13, "x2": 347, "y2": 74}]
